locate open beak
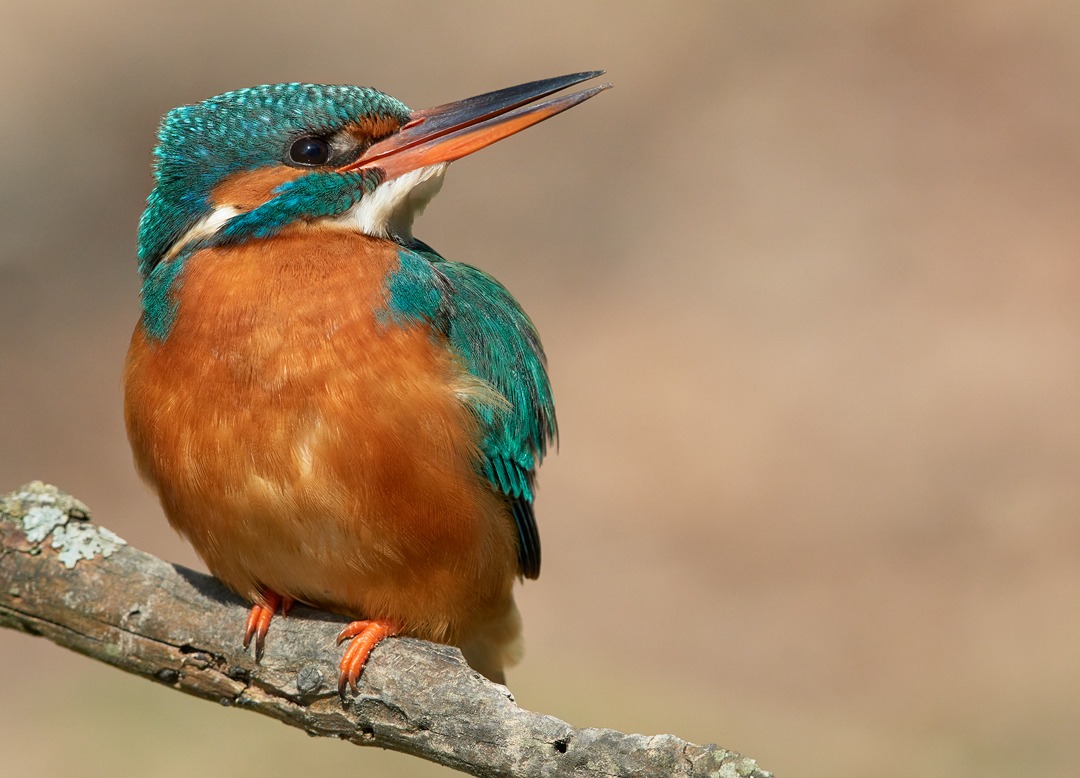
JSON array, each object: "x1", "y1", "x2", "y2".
[{"x1": 338, "y1": 71, "x2": 611, "y2": 179}]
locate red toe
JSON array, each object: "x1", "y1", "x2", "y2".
[
  {"x1": 336, "y1": 619, "x2": 398, "y2": 696},
  {"x1": 241, "y1": 591, "x2": 287, "y2": 659}
]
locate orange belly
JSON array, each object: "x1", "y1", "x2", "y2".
[{"x1": 124, "y1": 228, "x2": 518, "y2": 647}]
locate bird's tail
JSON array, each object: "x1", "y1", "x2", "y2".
[{"x1": 459, "y1": 597, "x2": 523, "y2": 684}]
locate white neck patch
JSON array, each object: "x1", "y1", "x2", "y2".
[
  {"x1": 332, "y1": 163, "x2": 448, "y2": 240},
  {"x1": 160, "y1": 205, "x2": 242, "y2": 263}
]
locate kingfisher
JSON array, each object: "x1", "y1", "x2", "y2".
[{"x1": 124, "y1": 72, "x2": 608, "y2": 694}]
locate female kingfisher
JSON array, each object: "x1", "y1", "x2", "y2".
[{"x1": 124, "y1": 73, "x2": 608, "y2": 693}]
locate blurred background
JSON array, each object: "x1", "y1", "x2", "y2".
[{"x1": 3, "y1": 2, "x2": 1079, "y2": 776}]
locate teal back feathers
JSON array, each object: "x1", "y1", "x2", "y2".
[{"x1": 393, "y1": 240, "x2": 556, "y2": 578}]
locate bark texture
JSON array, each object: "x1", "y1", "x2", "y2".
[{"x1": 0, "y1": 482, "x2": 772, "y2": 778}]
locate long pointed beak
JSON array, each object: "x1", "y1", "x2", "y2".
[{"x1": 338, "y1": 71, "x2": 611, "y2": 179}]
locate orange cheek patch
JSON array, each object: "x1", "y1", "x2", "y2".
[
  {"x1": 211, "y1": 165, "x2": 308, "y2": 211},
  {"x1": 345, "y1": 116, "x2": 402, "y2": 145}
]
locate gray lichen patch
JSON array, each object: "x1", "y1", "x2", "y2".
[
  {"x1": 4, "y1": 481, "x2": 125, "y2": 569},
  {"x1": 23, "y1": 505, "x2": 67, "y2": 543},
  {"x1": 50, "y1": 522, "x2": 126, "y2": 569},
  {"x1": 704, "y1": 749, "x2": 773, "y2": 778}
]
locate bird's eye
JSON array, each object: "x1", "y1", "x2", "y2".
[{"x1": 288, "y1": 136, "x2": 332, "y2": 166}]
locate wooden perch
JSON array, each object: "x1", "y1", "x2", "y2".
[{"x1": 0, "y1": 482, "x2": 772, "y2": 778}]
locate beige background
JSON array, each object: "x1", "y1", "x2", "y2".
[{"x1": 3, "y1": 2, "x2": 1079, "y2": 776}]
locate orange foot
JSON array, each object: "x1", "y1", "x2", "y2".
[
  {"x1": 241, "y1": 591, "x2": 294, "y2": 660},
  {"x1": 336, "y1": 619, "x2": 400, "y2": 696}
]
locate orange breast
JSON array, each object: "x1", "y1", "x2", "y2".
[{"x1": 124, "y1": 227, "x2": 518, "y2": 645}]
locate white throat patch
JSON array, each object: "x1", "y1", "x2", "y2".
[{"x1": 332, "y1": 163, "x2": 448, "y2": 240}]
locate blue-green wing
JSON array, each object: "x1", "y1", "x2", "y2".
[{"x1": 405, "y1": 241, "x2": 556, "y2": 579}]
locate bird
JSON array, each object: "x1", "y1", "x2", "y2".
[{"x1": 123, "y1": 72, "x2": 609, "y2": 694}]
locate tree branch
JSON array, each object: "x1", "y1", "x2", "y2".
[{"x1": 0, "y1": 482, "x2": 772, "y2": 778}]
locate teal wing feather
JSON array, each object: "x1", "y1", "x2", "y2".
[{"x1": 402, "y1": 240, "x2": 556, "y2": 579}]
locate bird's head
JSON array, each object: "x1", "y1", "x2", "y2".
[{"x1": 138, "y1": 73, "x2": 609, "y2": 277}]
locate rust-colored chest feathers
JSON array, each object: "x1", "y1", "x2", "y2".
[{"x1": 124, "y1": 230, "x2": 518, "y2": 653}]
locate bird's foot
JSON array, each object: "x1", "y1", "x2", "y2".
[
  {"x1": 335, "y1": 619, "x2": 400, "y2": 696},
  {"x1": 241, "y1": 591, "x2": 294, "y2": 660}
]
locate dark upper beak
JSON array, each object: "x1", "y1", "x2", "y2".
[{"x1": 337, "y1": 71, "x2": 611, "y2": 179}]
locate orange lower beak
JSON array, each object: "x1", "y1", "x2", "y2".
[{"x1": 338, "y1": 71, "x2": 611, "y2": 180}]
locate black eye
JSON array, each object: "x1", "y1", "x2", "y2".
[{"x1": 288, "y1": 136, "x2": 331, "y2": 166}]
